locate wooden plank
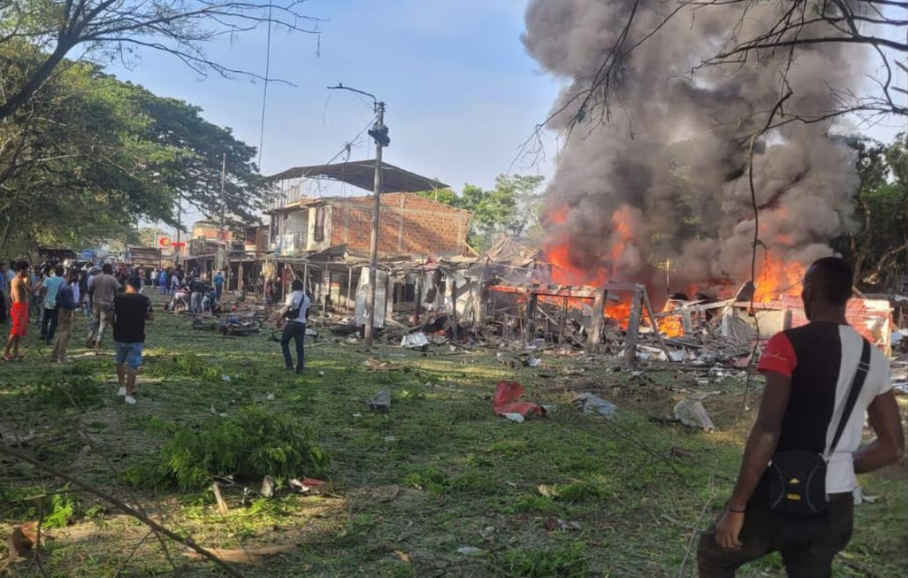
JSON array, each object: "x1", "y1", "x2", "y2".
[
  {"x1": 641, "y1": 287, "x2": 674, "y2": 362},
  {"x1": 525, "y1": 292, "x2": 538, "y2": 342},
  {"x1": 587, "y1": 288, "x2": 607, "y2": 353},
  {"x1": 451, "y1": 280, "x2": 459, "y2": 341},
  {"x1": 623, "y1": 288, "x2": 643, "y2": 367}
]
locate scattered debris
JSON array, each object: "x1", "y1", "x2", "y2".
[
  {"x1": 400, "y1": 332, "x2": 430, "y2": 350},
  {"x1": 384, "y1": 436, "x2": 397, "y2": 442},
  {"x1": 573, "y1": 393, "x2": 618, "y2": 419},
  {"x1": 260, "y1": 476, "x2": 275, "y2": 499},
  {"x1": 673, "y1": 398, "x2": 716, "y2": 431},
  {"x1": 394, "y1": 550, "x2": 412, "y2": 563},
  {"x1": 221, "y1": 375, "x2": 231, "y2": 383},
  {"x1": 289, "y1": 477, "x2": 327, "y2": 495},
  {"x1": 543, "y1": 517, "x2": 582, "y2": 532},
  {"x1": 265, "y1": 393, "x2": 275, "y2": 401},
  {"x1": 502, "y1": 413, "x2": 525, "y2": 423},
  {"x1": 182, "y1": 544, "x2": 295, "y2": 565},
  {"x1": 2, "y1": 521, "x2": 38, "y2": 570},
  {"x1": 526, "y1": 357, "x2": 543, "y2": 368},
  {"x1": 363, "y1": 358, "x2": 399, "y2": 372},
  {"x1": 212, "y1": 482, "x2": 230, "y2": 513},
  {"x1": 492, "y1": 381, "x2": 546, "y2": 420},
  {"x1": 368, "y1": 390, "x2": 391, "y2": 413},
  {"x1": 457, "y1": 546, "x2": 483, "y2": 556},
  {"x1": 853, "y1": 486, "x2": 878, "y2": 505}
]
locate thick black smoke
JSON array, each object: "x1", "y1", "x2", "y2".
[{"x1": 523, "y1": 0, "x2": 862, "y2": 295}]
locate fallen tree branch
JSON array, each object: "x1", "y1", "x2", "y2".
[{"x1": 0, "y1": 443, "x2": 245, "y2": 578}]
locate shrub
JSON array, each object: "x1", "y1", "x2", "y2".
[{"x1": 157, "y1": 406, "x2": 331, "y2": 490}]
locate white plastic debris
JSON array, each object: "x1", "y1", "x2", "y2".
[
  {"x1": 400, "y1": 332, "x2": 429, "y2": 349},
  {"x1": 673, "y1": 398, "x2": 716, "y2": 432},
  {"x1": 457, "y1": 547, "x2": 483, "y2": 556},
  {"x1": 574, "y1": 394, "x2": 618, "y2": 419},
  {"x1": 384, "y1": 436, "x2": 396, "y2": 442},
  {"x1": 502, "y1": 413, "x2": 525, "y2": 423},
  {"x1": 221, "y1": 375, "x2": 231, "y2": 383},
  {"x1": 669, "y1": 350, "x2": 686, "y2": 362},
  {"x1": 266, "y1": 393, "x2": 275, "y2": 401},
  {"x1": 527, "y1": 357, "x2": 542, "y2": 368}
]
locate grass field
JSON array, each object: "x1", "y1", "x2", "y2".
[{"x1": 1, "y1": 294, "x2": 905, "y2": 578}]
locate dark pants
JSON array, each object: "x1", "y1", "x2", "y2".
[
  {"x1": 216, "y1": 285, "x2": 223, "y2": 300},
  {"x1": 0, "y1": 291, "x2": 6, "y2": 324},
  {"x1": 697, "y1": 496, "x2": 854, "y2": 578},
  {"x1": 40, "y1": 306, "x2": 59, "y2": 342},
  {"x1": 281, "y1": 321, "x2": 306, "y2": 371}
]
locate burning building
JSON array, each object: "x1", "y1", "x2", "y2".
[{"x1": 522, "y1": 0, "x2": 863, "y2": 302}]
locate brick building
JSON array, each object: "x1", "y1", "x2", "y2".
[
  {"x1": 268, "y1": 194, "x2": 472, "y2": 258},
  {"x1": 265, "y1": 160, "x2": 473, "y2": 259}
]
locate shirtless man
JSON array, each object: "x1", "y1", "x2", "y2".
[{"x1": 3, "y1": 261, "x2": 31, "y2": 361}]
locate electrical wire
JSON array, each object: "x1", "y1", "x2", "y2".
[{"x1": 257, "y1": 0, "x2": 274, "y2": 169}]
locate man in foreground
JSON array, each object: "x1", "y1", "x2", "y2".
[
  {"x1": 88, "y1": 263, "x2": 121, "y2": 349},
  {"x1": 52, "y1": 270, "x2": 81, "y2": 363},
  {"x1": 276, "y1": 278, "x2": 310, "y2": 374},
  {"x1": 112, "y1": 276, "x2": 153, "y2": 405},
  {"x1": 3, "y1": 262, "x2": 31, "y2": 361},
  {"x1": 40, "y1": 266, "x2": 65, "y2": 344},
  {"x1": 698, "y1": 257, "x2": 904, "y2": 577}
]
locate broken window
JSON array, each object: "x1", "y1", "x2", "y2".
[{"x1": 313, "y1": 207, "x2": 326, "y2": 242}]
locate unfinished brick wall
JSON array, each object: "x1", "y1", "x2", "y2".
[{"x1": 329, "y1": 193, "x2": 471, "y2": 257}]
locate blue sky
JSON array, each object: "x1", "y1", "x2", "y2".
[
  {"x1": 110, "y1": 0, "x2": 561, "y2": 209},
  {"x1": 108, "y1": 0, "x2": 903, "y2": 229}
]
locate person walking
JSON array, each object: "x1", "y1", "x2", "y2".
[
  {"x1": 52, "y1": 271, "x2": 80, "y2": 363},
  {"x1": 170, "y1": 271, "x2": 180, "y2": 294},
  {"x1": 213, "y1": 270, "x2": 224, "y2": 301},
  {"x1": 159, "y1": 269, "x2": 168, "y2": 294},
  {"x1": 697, "y1": 257, "x2": 905, "y2": 578},
  {"x1": 87, "y1": 263, "x2": 121, "y2": 349},
  {"x1": 112, "y1": 276, "x2": 154, "y2": 405},
  {"x1": 3, "y1": 262, "x2": 31, "y2": 362},
  {"x1": 39, "y1": 266, "x2": 65, "y2": 344},
  {"x1": 189, "y1": 276, "x2": 205, "y2": 314},
  {"x1": 276, "y1": 279, "x2": 310, "y2": 374}
]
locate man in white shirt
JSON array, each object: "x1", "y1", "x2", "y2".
[
  {"x1": 276, "y1": 278, "x2": 310, "y2": 374},
  {"x1": 698, "y1": 257, "x2": 904, "y2": 577}
]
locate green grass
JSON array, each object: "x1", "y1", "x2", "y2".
[{"x1": 0, "y1": 295, "x2": 905, "y2": 577}]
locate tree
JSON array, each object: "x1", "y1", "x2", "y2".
[
  {"x1": 833, "y1": 134, "x2": 907, "y2": 289},
  {"x1": 419, "y1": 175, "x2": 546, "y2": 252},
  {"x1": 0, "y1": 0, "x2": 320, "y2": 124},
  {"x1": 0, "y1": 50, "x2": 265, "y2": 255}
]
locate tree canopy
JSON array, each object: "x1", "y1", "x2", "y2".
[
  {"x1": 832, "y1": 134, "x2": 907, "y2": 290},
  {"x1": 0, "y1": 43, "x2": 265, "y2": 255},
  {"x1": 418, "y1": 174, "x2": 545, "y2": 252}
]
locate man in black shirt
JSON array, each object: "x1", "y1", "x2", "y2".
[{"x1": 112, "y1": 276, "x2": 154, "y2": 405}]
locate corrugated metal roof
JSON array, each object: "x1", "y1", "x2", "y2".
[{"x1": 263, "y1": 159, "x2": 449, "y2": 193}]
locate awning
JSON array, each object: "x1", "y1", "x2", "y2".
[{"x1": 263, "y1": 160, "x2": 449, "y2": 193}]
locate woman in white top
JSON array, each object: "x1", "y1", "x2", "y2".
[{"x1": 277, "y1": 279, "x2": 310, "y2": 374}]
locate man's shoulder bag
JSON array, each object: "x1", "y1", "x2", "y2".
[
  {"x1": 282, "y1": 296, "x2": 302, "y2": 321},
  {"x1": 766, "y1": 339, "x2": 871, "y2": 517}
]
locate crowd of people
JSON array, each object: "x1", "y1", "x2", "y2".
[{"x1": 0, "y1": 260, "x2": 233, "y2": 404}]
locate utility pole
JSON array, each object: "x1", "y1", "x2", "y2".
[
  {"x1": 219, "y1": 152, "x2": 227, "y2": 281},
  {"x1": 175, "y1": 193, "x2": 182, "y2": 266},
  {"x1": 327, "y1": 84, "x2": 389, "y2": 349}
]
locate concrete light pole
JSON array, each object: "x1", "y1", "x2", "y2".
[{"x1": 328, "y1": 84, "x2": 389, "y2": 349}]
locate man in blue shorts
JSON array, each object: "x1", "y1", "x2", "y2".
[{"x1": 112, "y1": 276, "x2": 154, "y2": 405}]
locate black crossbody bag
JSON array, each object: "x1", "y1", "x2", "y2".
[{"x1": 766, "y1": 339, "x2": 871, "y2": 518}]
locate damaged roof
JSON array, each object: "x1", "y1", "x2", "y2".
[{"x1": 263, "y1": 160, "x2": 449, "y2": 193}]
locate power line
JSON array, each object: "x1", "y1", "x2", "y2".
[{"x1": 257, "y1": 0, "x2": 274, "y2": 169}]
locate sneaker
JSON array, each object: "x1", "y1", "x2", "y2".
[
  {"x1": 117, "y1": 387, "x2": 126, "y2": 397},
  {"x1": 124, "y1": 395, "x2": 137, "y2": 405}
]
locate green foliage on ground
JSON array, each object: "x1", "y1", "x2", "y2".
[
  {"x1": 0, "y1": 298, "x2": 905, "y2": 578},
  {"x1": 154, "y1": 406, "x2": 331, "y2": 491}
]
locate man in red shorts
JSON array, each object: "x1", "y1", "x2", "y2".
[{"x1": 4, "y1": 261, "x2": 31, "y2": 362}]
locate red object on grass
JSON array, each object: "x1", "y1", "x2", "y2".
[{"x1": 492, "y1": 381, "x2": 546, "y2": 417}]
